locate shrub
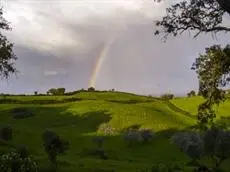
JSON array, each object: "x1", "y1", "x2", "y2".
[
  {"x1": 161, "y1": 93, "x2": 174, "y2": 100},
  {"x1": 171, "y1": 132, "x2": 204, "y2": 162},
  {"x1": 187, "y1": 90, "x2": 196, "y2": 97},
  {"x1": 42, "y1": 130, "x2": 69, "y2": 170},
  {"x1": 123, "y1": 129, "x2": 143, "y2": 147},
  {"x1": 90, "y1": 136, "x2": 108, "y2": 159},
  {"x1": 0, "y1": 125, "x2": 12, "y2": 141},
  {"x1": 139, "y1": 129, "x2": 155, "y2": 143},
  {"x1": 203, "y1": 126, "x2": 230, "y2": 169},
  {"x1": 0, "y1": 145, "x2": 38, "y2": 172},
  {"x1": 88, "y1": 87, "x2": 95, "y2": 91},
  {"x1": 93, "y1": 136, "x2": 105, "y2": 149}
]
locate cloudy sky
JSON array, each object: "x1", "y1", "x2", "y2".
[{"x1": 0, "y1": 0, "x2": 229, "y2": 95}]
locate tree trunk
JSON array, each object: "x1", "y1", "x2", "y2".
[{"x1": 216, "y1": 0, "x2": 230, "y2": 15}]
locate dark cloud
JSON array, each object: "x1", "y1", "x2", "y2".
[{"x1": 1, "y1": 0, "x2": 230, "y2": 95}]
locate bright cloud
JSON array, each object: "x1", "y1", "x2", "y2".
[{"x1": 0, "y1": 0, "x2": 229, "y2": 95}]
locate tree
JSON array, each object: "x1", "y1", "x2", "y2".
[
  {"x1": 154, "y1": 0, "x2": 230, "y2": 39},
  {"x1": 34, "y1": 91, "x2": 38, "y2": 96},
  {"x1": 47, "y1": 88, "x2": 66, "y2": 95},
  {"x1": 0, "y1": 8, "x2": 17, "y2": 79},
  {"x1": 88, "y1": 87, "x2": 95, "y2": 92},
  {"x1": 161, "y1": 93, "x2": 174, "y2": 100},
  {"x1": 187, "y1": 90, "x2": 196, "y2": 97},
  {"x1": 48, "y1": 88, "x2": 57, "y2": 96},
  {"x1": 42, "y1": 130, "x2": 69, "y2": 171},
  {"x1": 191, "y1": 45, "x2": 230, "y2": 125},
  {"x1": 154, "y1": 0, "x2": 230, "y2": 127},
  {"x1": 56, "y1": 88, "x2": 65, "y2": 95}
]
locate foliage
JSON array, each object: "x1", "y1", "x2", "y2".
[
  {"x1": 34, "y1": 91, "x2": 38, "y2": 96},
  {"x1": 192, "y1": 45, "x2": 230, "y2": 125},
  {"x1": 203, "y1": 125, "x2": 230, "y2": 169},
  {"x1": 0, "y1": 8, "x2": 17, "y2": 79},
  {"x1": 91, "y1": 136, "x2": 108, "y2": 159},
  {"x1": 171, "y1": 132, "x2": 204, "y2": 161},
  {"x1": 0, "y1": 145, "x2": 38, "y2": 172},
  {"x1": 93, "y1": 136, "x2": 105, "y2": 149},
  {"x1": 154, "y1": 0, "x2": 230, "y2": 39},
  {"x1": 139, "y1": 129, "x2": 155, "y2": 143},
  {"x1": 187, "y1": 90, "x2": 196, "y2": 97},
  {"x1": 161, "y1": 93, "x2": 174, "y2": 100},
  {"x1": 123, "y1": 129, "x2": 143, "y2": 147},
  {"x1": 42, "y1": 130, "x2": 69, "y2": 169},
  {"x1": 47, "y1": 88, "x2": 65, "y2": 95},
  {"x1": 0, "y1": 125, "x2": 12, "y2": 141},
  {"x1": 88, "y1": 87, "x2": 95, "y2": 91}
]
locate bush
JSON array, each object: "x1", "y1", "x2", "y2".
[
  {"x1": 93, "y1": 136, "x2": 105, "y2": 149},
  {"x1": 88, "y1": 87, "x2": 95, "y2": 91},
  {"x1": 139, "y1": 129, "x2": 155, "y2": 143},
  {"x1": 89, "y1": 136, "x2": 108, "y2": 159},
  {"x1": 171, "y1": 132, "x2": 204, "y2": 161},
  {"x1": 0, "y1": 146, "x2": 38, "y2": 172},
  {"x1": 123, "y1": 129, "x2": 143, "y2": 147},
  {"x1": 187, "y1": 90, "x2": 196, "y2": 97},
  {"x1": 0, "y1": 125, "x2": 12, "y2": 141},
  {"x1": 42, "y1": 130, "x2": 69, "y2": 170},
  {"x1": 161, "y1": 93, "x2": 174, "y2": 100},
  {"x1": 203, "y1": 126, "x2": 230, "y2": 169}
]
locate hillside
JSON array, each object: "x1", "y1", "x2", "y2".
[{"x1": 0, "y1": 92, "x2": 230, "y2": 171}]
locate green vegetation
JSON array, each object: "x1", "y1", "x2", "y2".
[
  {"x1": 1, "y1": 1, "x2": 230, "y2": 171},
  {"x1": 0, "y1": 92, "x2": 230, "y2": 171}
]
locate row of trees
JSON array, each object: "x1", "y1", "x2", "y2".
[{"x1": 33, "y1": 87, "x2": 116, "y2": 96}]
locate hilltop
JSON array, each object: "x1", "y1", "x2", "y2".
[{"x1": 0, "y1": 91, "x2": 230, "y2": 171}]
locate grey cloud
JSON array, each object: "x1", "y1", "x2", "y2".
[{"x1": 1, "y1": 0, "x2": 230, "y2": 95}]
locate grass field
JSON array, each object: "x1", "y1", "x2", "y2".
[{"x1": 1, "y1": 92, "x2": 230, "y2": 171}]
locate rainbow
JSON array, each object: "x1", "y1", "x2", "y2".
[{"x1": 88, "y1": 32, "x2": 118, "y2": 88}]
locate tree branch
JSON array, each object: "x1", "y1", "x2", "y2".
[{"x1": 216, "y1": 0, "x2": 230, "y2": 15}]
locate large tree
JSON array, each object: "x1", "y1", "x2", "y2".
[
  {"x1": 154, "y1": 0, "x2": 230, "y2": 39},
  {"x1": 0, "y1": 7, "x2": 17, "y2": 79},
  {"x1": 192, "y1": 45, "x2": 230, "y2": 125},
  {"x1": 154, "y1": 0, "x2": 230, "y2": 126}
]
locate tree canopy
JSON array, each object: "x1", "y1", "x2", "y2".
[
  {"x1": 154, "y1": 0, "x2": 230, "y2": 126},
  {"x1": 154, "y1": 0, "x2": 230, "y2": 39},
  {"x1": 47, "y1": 88, "x2": 66, "y2": 95},
  {"x1": 192, "y1": 45, "x2": 230, "y2": 125},
  {"x1": 0, "y1": 8, "x2": 17, "y2": 79}
]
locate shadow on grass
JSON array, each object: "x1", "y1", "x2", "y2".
[
  {"x1": 0, "y1": 97, "x2": 83, "y2": 104},
  {"x1": 0, "y1": 106, "x2": 112, "y2": 135},
  {"x1": 0, "y1": 105, "x2": 219, "y2": 172}
]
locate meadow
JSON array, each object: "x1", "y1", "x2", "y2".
[{"x1": 1, "y1": 91, "x2": 230, "y2": 171}]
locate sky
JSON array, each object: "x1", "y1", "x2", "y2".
[{"x1": 0, "y1": 0, "x2": 230, "y2": 95}]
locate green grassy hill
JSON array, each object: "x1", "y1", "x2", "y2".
[{"x1": 0, "y1": 92, "x2": 230, "y2": 171}]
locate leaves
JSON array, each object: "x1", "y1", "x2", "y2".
[
  {"x1": 192, "y1": 45, "x2": 230, "y2": 125},
  {"x1": 0, "y1": 8, "x2": 17, "y2": 79},
  {"x1": 154, "y1": 0, "x2": 230, "y2": 39}
]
